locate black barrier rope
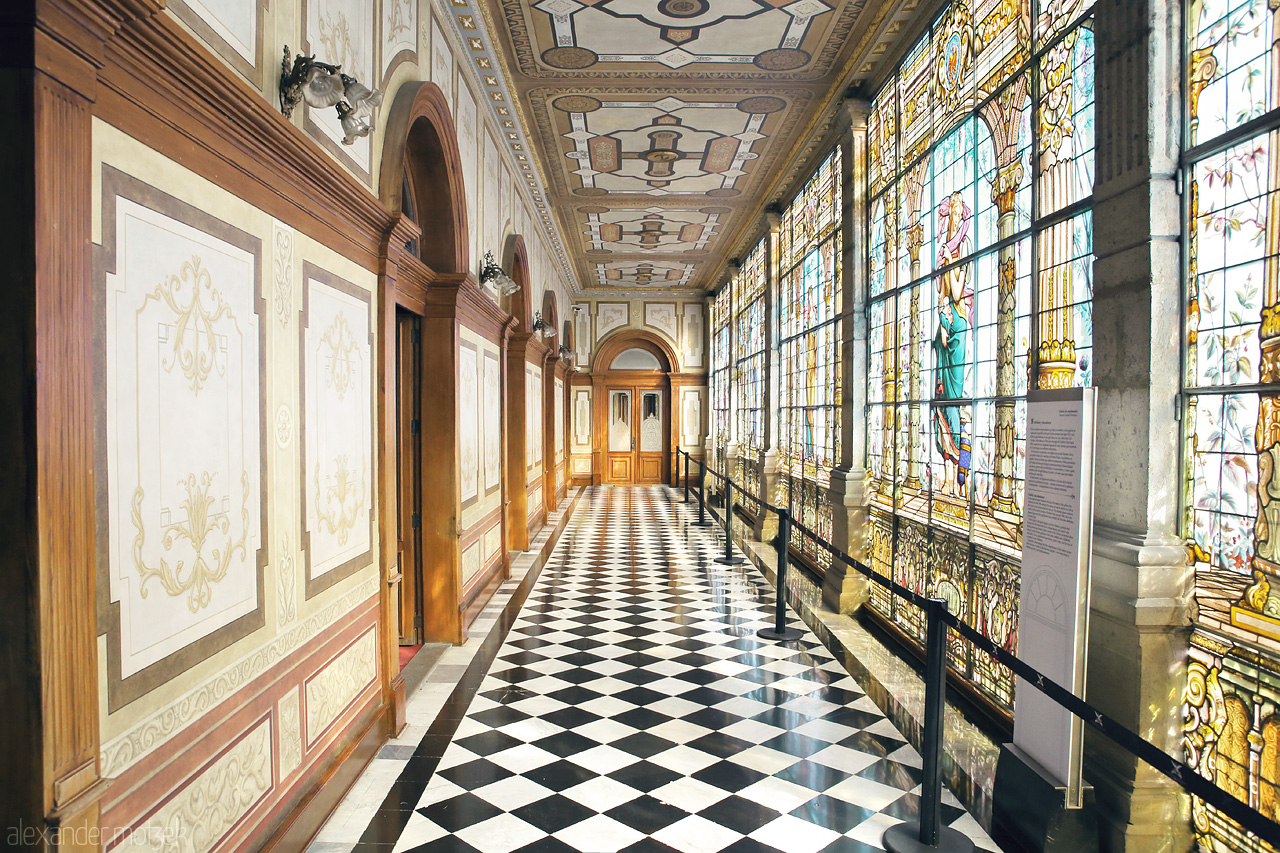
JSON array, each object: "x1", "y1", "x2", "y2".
[{"x1": 674, "y1": 450, "x2": 1280, "y2": 849}]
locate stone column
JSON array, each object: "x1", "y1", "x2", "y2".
[
  {"x1": 761, "y1": 209, "x2": 784, "y2": 541},
  {"x1": 825, "y1": 97, "x2": 872, "y2": 614},
  {"x1": 1087, "y1": 1, "x2": 1192, "y2": 849}
]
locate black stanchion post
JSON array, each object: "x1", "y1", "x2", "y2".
[
  {"x1": 758, "y1": 508, "x2": 802, "y2": 642},
  {"x1": 693, "y1": 459, "x2": 712, "y2": 527},
  {"x1": 883, "y1": 597, "x2": 973, "y2": 853},
  {"x1": 682, "y1": 450, "x2": 691, "y2": 503},
  {"x1": 715, "y1": 479, "x2": 744, "y2": 565}
]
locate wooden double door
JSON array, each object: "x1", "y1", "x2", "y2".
[{"x1": 604, "y1": 386, "x2": 667, "y2": 484}]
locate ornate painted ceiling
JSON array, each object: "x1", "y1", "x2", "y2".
[{"x1": 470, "y1": 0, "x2": 931, "y2": 296}]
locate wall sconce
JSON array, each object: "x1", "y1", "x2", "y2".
[
  {"x1": 559, "y1": 344, "x2": 573, "y2": 359},
  {"x1": 532, "y1": 312, "x2": 556, "y2": 339},
  {"x1": 480, "y1": 251, "x2": 521, "y2": 296},
  {"x1": 279, "y1": 47, "x2": 384, "y2": 145},
  {"x1": 571, "y1": 305, "x2": 584, "y2": 314}
]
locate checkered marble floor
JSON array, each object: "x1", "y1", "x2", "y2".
[{"x1": 372, "y1": 486, "x2": 1000, "y2": 853}]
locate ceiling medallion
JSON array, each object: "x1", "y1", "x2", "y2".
[
  {"x1": 542, "y1": 46, "x2": 599, "y2": 69},
  {"x1": 656, "y1": 0, "x2": 710, "y2": 18},
  {"x1": 753, "y1": 47, "x2": 811, "y2": 71}
]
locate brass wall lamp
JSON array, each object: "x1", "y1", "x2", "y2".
[
  {"x1": 532, "y1": 312, "x2": 556, "y2": 339},
  {"x1": 279, "y1": 47, "x2": 384, "y2": 145},
  {"x1": 480, "y1": 251, "x2": 522, "y2": 297}
]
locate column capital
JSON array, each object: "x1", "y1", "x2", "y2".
[{"x1": 842, "y1": 96, "x2": 870, "y2": 131}]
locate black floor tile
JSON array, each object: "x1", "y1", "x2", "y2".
[
  {"x1": 605, "y1": 795, "x2": 687, "y2": 833},
  {"x1": 512, "y1": 794, "x2": 598, "y2": 833},
  {"x1": 696, "y1": 795, "x2": 783, "y2": 834},
  {"x1": 418, "y1": 793, "x2": 503, "y2": 832}
]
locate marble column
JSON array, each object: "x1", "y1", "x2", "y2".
[
  {"x1": 825, "y1": 97, "x2": 872, "y2": 615},
  {"x1": 761, "y1": 210, "x2": 784, "y2": 542},
  {"x1": 1087, "y1": 1, "x2": 1192, "y2": 849}
]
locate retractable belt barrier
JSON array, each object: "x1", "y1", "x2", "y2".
[{"x1": 674, "y1": 449, "x2": 1280, "y2": 851}]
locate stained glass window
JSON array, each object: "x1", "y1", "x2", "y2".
[
  {"x1": 865, "y1": 0, "x2": 1095, "y2": 714},
  {"x1": 733, "y1": 240, "x2": 767, "y2": 513},
  {"x1": 710, "y1": 287, "x2": 733, "y2": 474},
  {"x1": 778, "y1": 147, "x2": 842, "y2": 567},
  {"x1": 1183, "y1": 0, "x2": 1280, "y2": 848},
  {"x1": 734, "y1": 241, "x2": 767, "y2": 458}
]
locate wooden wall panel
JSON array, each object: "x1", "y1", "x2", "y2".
[{"x1": 36, "y1": 70, "x2": 101, "y2": 821}]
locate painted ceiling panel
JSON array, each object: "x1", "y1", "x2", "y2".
[{"x1": 474, "y1": 0, "x2": 926, "y2": 294}]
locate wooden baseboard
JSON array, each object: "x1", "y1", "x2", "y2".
[
  {"x1": 390, "y1": 674, "x2": 407, "y2": 736},
  {"x1": 461, "y1": 560, "x2": 505, "y2": 629},
  {"x1": 258, "y1": 703, "x2": 387, "y2": 852}
]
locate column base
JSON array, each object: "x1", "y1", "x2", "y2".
[{"x1": 821, "y1": 558, "x2": 870, "y2": 616}]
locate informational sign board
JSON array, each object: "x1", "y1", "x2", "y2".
[{"x1": 1013, "y1": 388, "x2": 1096, "y2": 807}]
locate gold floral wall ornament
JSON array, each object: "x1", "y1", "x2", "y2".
[
  {"x1": 131, "y1": 471, "x2": 251, "y2": 613},
  {"x1": 386, "y1": 0, "x2": 413, "y2": 43},
  {"x1": 321, "y1": 311, "x2": 359, "y2": 398},
  {"x1": 144, "y1": 255, "x2": 237, "y2": 395},
  {"x1": 314, "y1": 454, "x2": 366, "y2": 546}
]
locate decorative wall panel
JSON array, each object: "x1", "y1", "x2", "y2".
[
  {"x1": 172, "y1": 0, "x2": 262, "y2": 82},
  {"x1": 484, "y1": 133, "x2": 501, "y2": 267},
  {"x1": 99, "y1": 166, "x2": 265, "y2": 704},
  {"x1": 456, "y1": 80, "x2": 479, "y2": 268},
  {"x1": 483, "y1": 527, "x2": 502, "y2": 564},
  {"x1": 122, "y1": 717, "x2": 273, "y2": 850},
  {"x1": 460, "y1": 342, "x2": 480, "y2": 504},
  {"x1": 381, "y1": 0, "x2": 416, "y2": 81},
  {"x1": 527, "y1": 365, "x2": 544, "y2": 477},
  {"x1": 644, "y1": 302, "x2": 678, "y2": 343},
  {"x1": 305, "y1": 0, "x2": 375, "y2": 175},
  {"x1": 555, "y1": 377, "x2": 566, "y2": 463},
  {"x1": 572, "y1": 389, "x2": 592, "y2": 451},
  {"x1": 462, "y1": 541, "x2": 481, "y2": 584},
  {"x1": 682, "y1": 303, "x2": 704, "y2": 368},
  {"x1": 101, "y1": 576, "x2": 378, "y2": 777},
  {"x1": 304, "y1": 627, "x2": 377, "y2": 746},
  {"x1": 597, "y1": 302, "x2": 629, "y2": 341},
  {"x1": 484, "y1": 353, "x2": 501, "y2": 492},
  {"x1": 431, "y1": 16, "x2": 453, "y2": 105},
  {"x1": 277, "y1": 686, "x2": 302, "y2": 780},
  {"x1": 681, "y1": 389, "x2": 703, "y2": 447},
  {"x1": 575, "y1": 309, "x2": 592, "y2": 367},
  {"x1": 302, "y1": 265, "x2": 373, "y2": 597}
]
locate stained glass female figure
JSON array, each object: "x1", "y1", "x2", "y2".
[{"x1": 933, "y1": 191, "x2": 973, "y2": 496}]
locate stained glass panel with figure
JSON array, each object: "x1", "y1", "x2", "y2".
[{"x1": 867, "y1": 0, "x2": 1095, "y2": 715}]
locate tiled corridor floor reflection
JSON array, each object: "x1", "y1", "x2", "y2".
[{"x1": 324, "y1": 486, "x2": 1000, "y2": 853}]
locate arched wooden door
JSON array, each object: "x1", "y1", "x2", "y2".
[{"x1": 592, "y1": 333, "x2": 676, "y2": 486}]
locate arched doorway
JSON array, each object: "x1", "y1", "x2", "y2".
[
  {"x1": 502, "y1": 235, "x2": 539, "y2": 552},
  {"x1": 378, "y1": 82, "x2": 469, "y2": 654},
  {"x1": 591, "y1": 332, "x2": 677, "y2": 485}
]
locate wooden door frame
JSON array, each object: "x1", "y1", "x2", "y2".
[
  {"x1": 592, "y1": 371, "x2": 671, "y2": 485},
  {"x1": 394, "y1": 309, "x2": 423, "y2": 645}
]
